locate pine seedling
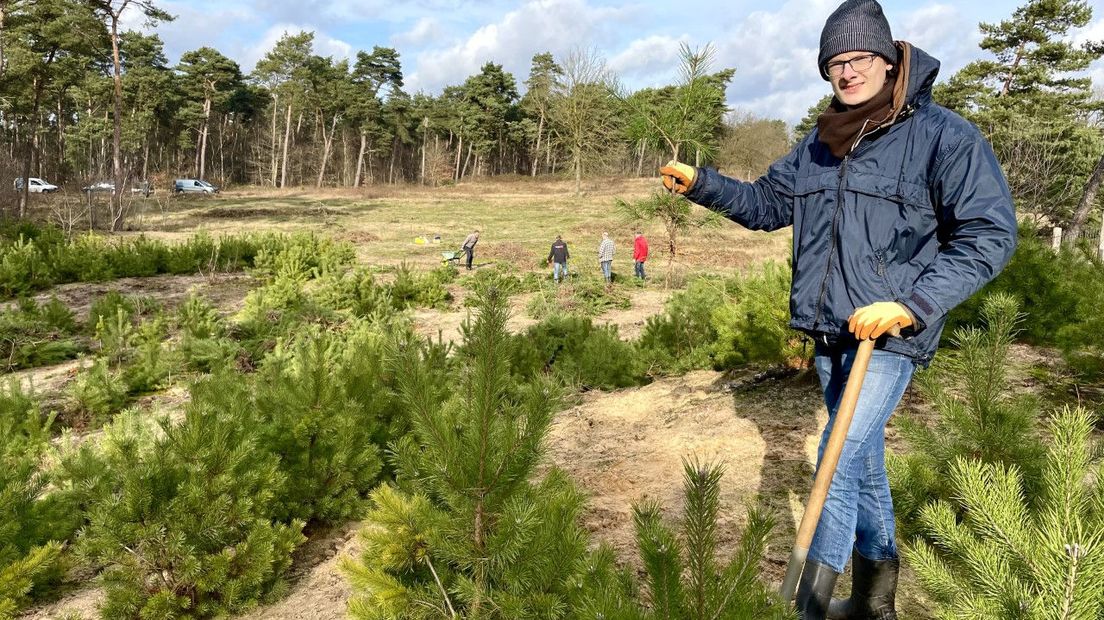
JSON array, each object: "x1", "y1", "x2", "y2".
[
  {"x1": 905, "y1": 406, "x2": 1104, "y2": 619},
  {"x1": 77, "y1": 374, "x2": 305, "y2": 619},
  {"x1": 890, "y1": 293, "x2": 1046, "y2": 538},
  {"x1": 630, "y1": 458, "x2": 791, "y2": 620},
  {"x1": 0, "y1": 383, "x2": 66, "y2": 618},
  {"x1": 254, "y1": 328, "x2": 385, "y2": 524},
  {"x1": 345, "y1": 289, "x2": 599, "y2": 618},
  {"x1": 616, "y1": 191, "x2": 722, "y2": 288}
]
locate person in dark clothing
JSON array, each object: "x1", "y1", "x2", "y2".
[
  {"x1": 460, "y1": 230, "x2": 480, "y2": 270},
  {"x1": 548, "y1": 235, "x2": 570, "y2": 283},
  {"x1": 660, "y1": 1, "x2": 1017, "y2": 618}
]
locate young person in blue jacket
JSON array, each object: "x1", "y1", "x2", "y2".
[{"x1": 661, "y1": 1, "x2": 1017, "y2": 617}]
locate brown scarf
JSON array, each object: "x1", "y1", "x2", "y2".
[{"x1": 816, "y1": 42, "x2": 911, "y2": 158}]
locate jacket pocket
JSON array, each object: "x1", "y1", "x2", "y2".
[{"x1": 870, "y1": 251, "x2": 905, "y2": 302}]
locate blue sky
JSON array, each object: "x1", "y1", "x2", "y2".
[{"x1": 129, "y1": 0, "x2": 1104, "y2": 124}]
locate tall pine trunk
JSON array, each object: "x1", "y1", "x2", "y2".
[
  {"x1": 280, "y1": 103, "x2": 292, "y2": 188},
  {"x1": 316, "y1": 113, "x2": 337, "y2": 188},
  {"x1": 420, "y1": 116, "x2": 427, "y2": 185},
  {"x1": 198, "y1": 95, "x2": 211, "y2": 179},
  {"x1": 454, "y1": 129, "x2": 463, "y2": 181},
  {"x1": 269, "y1": 94, "x2": 279, "y2": 186},
  {"x1": 531, "y1": 109, "x2": 544, "y2": 177},
  {"x1": 109, "y1": 12, "x2": 125, "y2": 231},
  {"x1": 354, "y1": 131, "x2": 366, "y2": 187}
]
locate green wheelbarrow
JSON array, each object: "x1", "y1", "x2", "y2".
[{"x1": 441, "y1": 250, "x2": 463, "y2": 266}]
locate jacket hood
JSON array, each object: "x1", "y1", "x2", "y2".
[{"x1": 902, "y1": 43, "x2": 940, "y2": 109}]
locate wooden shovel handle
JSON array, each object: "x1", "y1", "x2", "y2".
[{"x1": 779, "y1": 325, "x2": 899, "y2": 601}]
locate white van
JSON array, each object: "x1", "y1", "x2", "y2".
[
  {"x1": 174, "y1": 179, "x2": 219, "y2": 194},
  {"x1": 14, "y1": 177, "x2": 59, "y2": 193}
]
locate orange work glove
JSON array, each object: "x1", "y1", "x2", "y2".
[
  {"x1": 848, "y1": 302, "x2": 914, "y2": 340},
  {"x1": 659, "y1": 160, "x2": 696, "y2": 194}
]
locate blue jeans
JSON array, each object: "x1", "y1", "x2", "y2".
[
  {"x1": 634, "y1": 261, "x2": 646, "y2": 279},
  {"x1": 807, "y1": 343, "x2": 915, "y2": 572},
  {"x1": 553, "y1": 262, "x2": 568, "y2": 282},
  {"x1": 600, "y1": 260, "x2": 612, "y2": 282}
]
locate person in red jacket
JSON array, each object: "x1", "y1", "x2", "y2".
[{"x1": 633, "y1": 231, "x2": 649, "y2": 280}]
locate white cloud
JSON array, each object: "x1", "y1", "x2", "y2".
[
  {"x1": 404, "y1": 0, "x2": 633, "y2": 93},
  {"x1": 392, "y1": 17, "x2": 445, "y2": 48},
  {"x1": 898, "y1": 4, "x2": 961, "y2": 50},
  {"x1": 1072, "y1": 15, "x2": 1104, "y2": 47},
  {"x1": 132, "y1": 1, "x2": 261, "y2": 65},
  {"x1": 241, "y1": 0, "x2": 513, "y2": 31},
  {"x1": 607, "y1": 35, "x2": 689, "y2": 83},
  {"x1": 709, "y1": 0, "x2": 837, "y2": 122},
  {"x1": 897, "y1": 4, "x2": 981, "y2": 79},
  {"x1": 738, "y1": 84, "x2": 830, "y2": 130}
]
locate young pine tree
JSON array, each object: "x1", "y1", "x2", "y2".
[
  {"x1": 343, "y1": 289, "x2": 603, "y2": 618},
  {"x1": 0, "y1": 383, "x2": 67, "y2": 618},
  {"x1": 905, "y1": 406, "x2": 1104, "y2": 618},
  {"x1": 76, "y1": 374, "x2": 305, "y2": 619},
  {"x1": 252, "y1": 325, "x2": 387, "y2": 524},
  {"x1": 889, "y1": 293, "x2": 1046, "y2": 539},
  {"x1": 623, "y1": 459, "x2": 791, "y2": 620},
  {"x1": 711, "y1": 261, "x2": 808, "y2": 370}
]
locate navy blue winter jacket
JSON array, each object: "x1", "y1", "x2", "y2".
[{"x1": 685, "y1": 45, "x2": 1017, "y2": 366}]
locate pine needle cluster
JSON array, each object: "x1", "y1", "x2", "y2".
[{"x1": 619, "y1": 459, "x2": 791, "y2": 620}]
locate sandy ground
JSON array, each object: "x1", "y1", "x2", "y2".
[{"x1": 236, "y1": 523, "x2": 362, "y2": 620}]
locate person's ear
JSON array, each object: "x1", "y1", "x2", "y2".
[{"x1": 886, "y1": 64, "x2": 894, "y2": 73}]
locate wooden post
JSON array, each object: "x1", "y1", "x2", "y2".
[
  {"x1": 1053, "y1": 226, "x2": 1063, "y2": 252},
  {"x1": 1098, "y1": 225, "x2": 1104, "y2": 261}
]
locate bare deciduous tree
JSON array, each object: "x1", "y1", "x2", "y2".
[
  {"x1": 85, "y1": 0, "x2": 171, "y2": 230},
  {"x1": 548, "y1": 48, "x2": 621, "y2": 196}
]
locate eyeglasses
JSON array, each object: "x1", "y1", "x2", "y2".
[{"x1": 823, "y1": 53, "x2": 880, "y2": 78}]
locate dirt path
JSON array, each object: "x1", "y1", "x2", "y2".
[
  {"x1": 544, "y1": 369, "x2": 827, "y2": 576},
  {"x1": 237, "y1": 523, "x2": 362, "y2": 620}
]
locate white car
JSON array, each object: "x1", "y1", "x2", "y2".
[
  {"x1": 14, "y1": 177, "x2": 59, "y2": 193},
  {"x1": 82, "y1": 181, "x2": 115, "y2": 193}
]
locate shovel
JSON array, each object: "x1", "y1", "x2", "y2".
[{"x1": 778, "y1": 327, "x2": 900, "y2": 604}]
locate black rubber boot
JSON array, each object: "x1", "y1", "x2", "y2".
[
  {"x1": 795, "y1": 560, "x2": 839, "y2": 620},
  {"x1": 827, "y1": 549, "x2": 899, "y2": 619}
]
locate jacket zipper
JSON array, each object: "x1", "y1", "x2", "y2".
[
  {"x1": 812, "y1": 155, "x2": 849, "y2": 332},
  {"x1": 809, "y1": 107, "x2": 915, "y2": 335}
]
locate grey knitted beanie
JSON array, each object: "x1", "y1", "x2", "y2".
[{"x1": 818, "y1": 0, "x2": 896, "y2": 79}]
